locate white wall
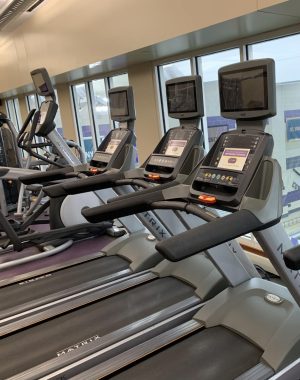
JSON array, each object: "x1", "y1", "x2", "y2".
[{"x1": 0, "y1": 0, "x2": 287, "y2": 92}]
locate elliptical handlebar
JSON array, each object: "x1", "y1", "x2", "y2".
[
  {"x1": 65, "y1": 140, "x2": 86, "y2": 164},
  {"x1": 18, "y1": 111, "x2": 66, "y2": 168},
  {"x1": 17, "y1": 109, "x2": 36, "y2": 147}
]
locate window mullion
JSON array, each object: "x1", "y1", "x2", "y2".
[{"x1": 86, "y1": 82, "x2": 97, "y2": 151}]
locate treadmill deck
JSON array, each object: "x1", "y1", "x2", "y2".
[
  {"x1": 0, "y1": 255, "x2": 130, "y2": 315},
  {"x1": 0, "y1": 276, "x2": 196, "y2": 378},
  {"x1": 109, "y1": 326, "x2": 263, "y2": 380}
]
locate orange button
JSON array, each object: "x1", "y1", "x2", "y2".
[
  {"x1": 89, "y1": 167, "x2": 98, "y2": 174},
  {"x1": 148, "y1": 174, "x2": 160, "y2": 180},
  {"x1": 198, "y1": 194, "x2": 217, "y2": 204}
]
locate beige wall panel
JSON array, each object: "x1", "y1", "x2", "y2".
[
  {"x1": 128, "y1": 62, "x2": 161, "y2": 164},
  {"x1": 56, "y1": 83, "x2": 77, "y2": 141},
  {"x1": 18, "y1": 96, "x2": 28, "y2": 123},
  {"x1": 0, "y1": 38, "x2": 23, "y2": 90},
  {"x1": 0, "y1": 102, "x2": 6, "y2": 114},
  {"x1": 0, "y1": 0, "x2": 287, "y2": 91}
]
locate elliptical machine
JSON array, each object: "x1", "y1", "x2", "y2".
[
  {"x1": 0, "y1": 71, "x2": 127, "y2": 266},
  {"x1": 0, "y1": 111, "x2": 23, "y2": 216}
]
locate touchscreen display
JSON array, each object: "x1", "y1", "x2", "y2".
[
  {"x1": 217, "y1": 148, "x2": 250, "y2": 171},
  {"x1": 105, "y1": 139, "x2": 121, "y2": 154},
  {"x1": 110, "y1": 91, "x2": 129, "y2": 117},
  {"x1": 167, "y1": 81, "x2": 197, "y2": 113},
  {"x1": 220, "y1": 66, "x2": 268, "y2": 112},
  {"x1": 165, "y1": 139, "x2": 187, "y2": 156}
]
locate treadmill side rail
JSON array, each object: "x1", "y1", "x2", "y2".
[{"x1": 269, "y1": 358, "x2": 300, "y2": 380}]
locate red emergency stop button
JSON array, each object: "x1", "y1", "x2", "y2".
[{"x1": 198, "y1": 194, "x2": 217, "y2": 204}]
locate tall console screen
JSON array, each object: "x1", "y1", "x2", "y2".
[
  {"x1": 144, "y1": 75, "x2": 204, "y2": 181},
  {"x1": 31, "y1": 68, "x2": 55, "y2": 98},
  {"x1": 89, "y1": 86, "x2": 136, "y2": 172},
  {"x1": 110, "y1": 90, "x2": 129, "y2": 118},
  {"x1": 190, "y1": 59, "x2": 276, "y2": 209},
  {"x1": 167, "y1": 80, "x2": 197, "y2": 114}
]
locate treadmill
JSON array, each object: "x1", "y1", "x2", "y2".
[
  {"x1": 0, "y1": 76, "x2": 256, "y2": 380},
  {"x1": 63, "y1": 58, "x2": 300, "y2": 380},
  {"x1": 0, "y1": 76, "x2": 213, "y2": 333}
]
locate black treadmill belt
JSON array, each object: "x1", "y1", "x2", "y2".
[
  {"x1": 0, "y1": 277, "x2": 195, "y2": 379},
  {"x1": 109, "y1": 326, "x2": 263, "y2": 380},
  {"x1": 0, "y1": 255, "x2": 130, "y2": 313}
]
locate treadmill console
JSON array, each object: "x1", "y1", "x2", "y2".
[
  {"x1": 190, "y1": 130, "x2": 273, "y2": 208},
  {"x1": 89, "y1": 128, "x2": 133, "y2": 173},
  {"x1": 88, "y1": 85, "x2": 136, "y2": 174},
  {"x1": 190, "y1": 58, "x2": 276, "y2": 209},
  {"x1": 144, "y1": 75, "x2": 204, "y2": 182},
  {"x1": 144, "y1": 127, "x2": 202, "y2": 181}
]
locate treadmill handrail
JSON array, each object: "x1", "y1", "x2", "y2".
[
  {"x1": 155, "y1": 209, "x2": 269, "y2": 262},
  {"x1": 19, "y1": 166, "x2": 74, "y2": 185},
  {"x1": 107, "y1": 180, "x2": 180, "y2": 203},
  {"x1": 81, "y1": 182, "x2": 211, "y2": 224},
  {"x1": 59, "y1": 171, "x2": 126, "y2": 195},
  {"x1": 82, "y1": 187, "x2": 168, "y2": 223}
]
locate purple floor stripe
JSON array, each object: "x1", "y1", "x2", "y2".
[{"x1": 0, "y1": 234, "x2": 114, "y2": 280}]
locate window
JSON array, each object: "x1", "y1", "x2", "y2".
[
  {"x1": 5, "y1": 98, "x2": 22, "y2": 131},
  {"x1": 158, "y1": 59, "x2": 192, "y2": 131},
  {"x1": 26, "y1": 94, "x2": 39, "y2": 111},
  {"x1": 157, "y1": 53, "x2": 240, "y2": 143},
  {"x1": 72, "y1": 83, "x2": 95, "y2": 161},
  {"x1": 90, "y1": 79, "x2": 111, "y2": 144},
  {"x1": 71, "y1": 72, "x2": 129, "y2": 160},
  {"x1": 109, "y1": 73, "x2": 129, "y2": 88},
  {"x1": 197, "y1": 49, "x2": 241, "y2": 150},
  {"x1": 248, "y1": 35, "x2": 300, "y2": 242}
]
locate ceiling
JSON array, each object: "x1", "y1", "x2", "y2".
[
  {"x1": 46, "y1": 0, "x2": 300, "y2": 84},
  {"x1": 3, "y1": 0, "x2": 300, "y2": 97},
  {"x1": 0, "y1": 0, "x2": 44, "y2": 32}
]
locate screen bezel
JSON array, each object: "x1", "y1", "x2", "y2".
[
  {"x1": 165, "y1": 75, "x2": 204, "y2": 119},
  {"x1": 31, "y1": 68, "x2": 55, "y2": 98},
  {"x1": 218, "y1": 59, "x2": 276, "y2": 121},
  {"x1": 108, "y1": 86, "x2": 135, "y2": 122}
]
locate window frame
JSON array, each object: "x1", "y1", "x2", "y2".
[
  {"x1": 5, "y1": 97, "x2": 22, "y2": 131},
  {"x1": 70, "y1": 72, "x2": 129, "y2": 158}
]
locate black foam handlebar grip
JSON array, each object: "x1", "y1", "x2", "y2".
[
  {"x1": 284, "y1": 246, "x2": 300, "y2": 270},
  {"x1": 43, "y1": 181, "x2": 72, "y2": 198},
  {"x1": 62, "y1": 172, "x2": 125, "y2": 195},
  {"x1": 19, "y1": 166, "x2": 73, "y2": 185},
  {"x1": 82, "y1": 188, "x2": 167, "y2": 223},
  {"x1": 155, "y1": 209, "x2": 264, "y2": 262}
]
